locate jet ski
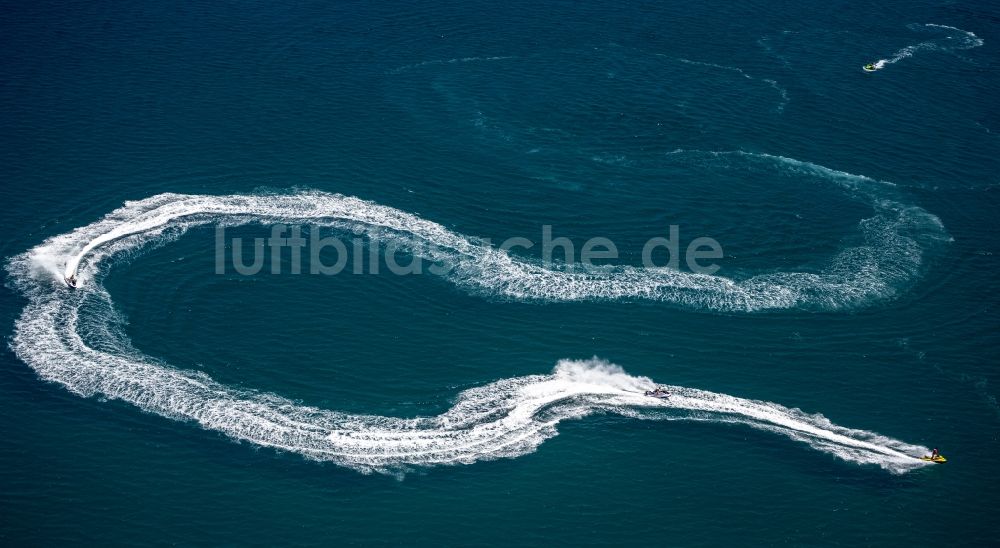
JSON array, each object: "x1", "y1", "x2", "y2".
[
  {"x1": 644, "y1": 388, "x2": 671, "y2": 399},
  {"x1": 863, "y1": 63, "x2": 878, "y2": 72},
  {"x1": 920, "y1": 454, "x2": 946, "y2": 463},
  {"x1": 64, "y1": 275, "x2": 77, "y2": 289}
]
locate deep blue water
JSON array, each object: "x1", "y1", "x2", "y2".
[{"x1": 2, "y1": 0, "x2": 999, "y2": 545}]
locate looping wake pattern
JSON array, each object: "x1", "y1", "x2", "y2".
[
  {"x1": 7, "y1": 152, "x2": 945, "y2": 474},
  {"x1": 869, "y1": 23, "x2": 983, "y2": 71},
  {"x1": 48, "y1": 152, "x2": 947, "y2": 313}
]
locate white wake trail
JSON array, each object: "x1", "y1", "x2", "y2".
[
  {"x1": 387, "y1": 56, "x2": 516, "y2": 75},
  {"x1": 52, "y1": 153, "x2": 948, "y2": 313},
  {"x1": 7, "y1": 152, "x2": 946, "y2": 474},
  {"x1": 868, "y1": 23, "x2": 983, "y2": 71},
  {"x1": 673, "y1": 57, "x2": 789, "y2": 113},
  {"x1": 7, "y1": 297, "x2": 936, "y2": 475}
]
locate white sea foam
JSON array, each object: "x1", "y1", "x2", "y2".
[
  {"x1": 388, "y1": 56, "x2": 516, "y2": 75},
  {"x1": 7, "y1": 152, "x2": 946, "y2": 474},
  {"x1": 762, "y1": 79, "x2": 789, "y2": 113},
  {"x1": 676, "y1": 58, "x2": 752, "y2": 79},
  {"x1": 6, "y1": 301, "x2": 935, "y2": 475},
  {"x1": 674, "y1": 57, "x2": 788, "y2": 113},
  {"x1": 45, "y1": 152, "x2": 947, "y2": 314},
  {"x1": 868, "y1": 23, "x2": 983, "y2": 71}
]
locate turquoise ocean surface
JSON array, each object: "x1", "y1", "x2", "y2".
[{"x1": 2, "y1": 0, "x2": 999, "y2": 545}]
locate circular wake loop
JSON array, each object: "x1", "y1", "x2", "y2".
[
  {"x1": 867, "y1": 23, "x2": 983, "y2": 71},
  {"x1": 7, "y1": 152, "x2": 945, "y2": 474},
  {"x1": 50, "y1": 152, "x2": 948, "y2": 313}
]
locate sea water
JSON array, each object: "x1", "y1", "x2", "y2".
[{"x1": 1, "y1": 0, "x2": 998, "y2": 544}]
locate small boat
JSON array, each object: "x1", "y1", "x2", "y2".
[
  {"x1": 644, "y1": 389, "x2": 670, "y2": 399},
  {"x1": 920, "y1": 454, "x2": 946, "y2": 463},
  {"x1": 863, "y1": 63, "x2": 878, "y2": 72},
  {"x1": 64, "y1": 275, "x2": 77, "y2": 289}
]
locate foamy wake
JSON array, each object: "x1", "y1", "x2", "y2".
[
  {"x1": 7, "y1": 152, "x2": 944, "y2": 474},
  {"x1": 388, "y1": 56, "x2": 516, "y2": 75},
  {"x1": 47, "y1": 151, "x2": 947, "y2": 313},
  {"x1": 868, "y1": 23, "x2": 983, "y2": 71},
  {"x1": 673, "y1": 58, "x2": 789, "y2": 113}
]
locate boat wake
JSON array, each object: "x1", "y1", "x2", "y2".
[
  {"x1": 5, "y1": 306, "x2": 934, "y2": 476},
  {"x1": 6, "y1": 152, "x2": 945, "y2": 474},
  {"x1": 387, "y1": 55, "x2": 516, "y2": 75},
  {"x1": 674, "y1": 58, "x2": 789, "y2": 113},
  {"x1": 44, "y1": 152, "x2": 948, "y2": 313},
  {"x1": 867, "y1": 23, "x2": 983, "y2": 71}
]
